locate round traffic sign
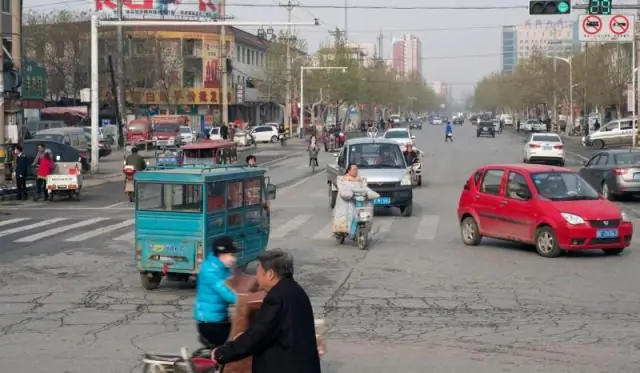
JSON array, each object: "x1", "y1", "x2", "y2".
[
  {"x1": 557, "y1": 1, "x2": 569, "y2": 13},
  {"x1": 609, "y1": 15, "x2": 630, "y2": 35},
  {"x1": 582, "y1": 15, "x2": 602, "y2": 35}
]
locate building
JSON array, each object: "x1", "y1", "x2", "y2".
[
  {"x1": 516, "y1": 19, "x2": 580, "y2": 61},
  {"x1": 392, "y1": 34, "x2": 422, "y2": 78},
  {"x1": 346, "y1": 43, "x2": 377, "y2": 67},
  {"x1": 24, "y1": 22, "x2": 271, "y2": 124},
  {"x1": 429, "y1": 81, "x2": 451, "y2": 101},
  {"x1": 502, "y1": 26, "x2": 517, "y2": 73}
]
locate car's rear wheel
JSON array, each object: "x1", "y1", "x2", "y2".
[
  {"x1": 270, "y1": 135, "x2": 278, "y2": 143},
  {"x1": 329, "y1": 184, "x2": 337, "y2": 208},
  {"x1": 593, "y1": 139, "x2": 605, "y2": 149},
  {"x1": 535, "y1": 226, "x2": 562, "y2": 257},
  {"x1": 602, "y1": 248, "x2": 625, "y2": 255},
  {"x1": 602, "y1": 182, "x2": 615, "y2": 201},
  {"x1": 460, "y1": 216, "x2": 482, "y2": 246}
]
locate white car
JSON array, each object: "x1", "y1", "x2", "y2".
[
  {"x1": 250, "y1": 125, "x2": 279, "y2": 143},
  {"x1": 520, "y1": 119, "x2": 536, "y2": 132},
  {"x1": 503, "y1": 114, "x2": 513, "y2": 126},
  {"x1": 383, "y1": 128, "x2": 415, "y2": 149},
  {"x1": 209, "y1": 127, "x2": 248, "y2": 146},
  {"x1": 179, "y1": 126, "x2": 195, "y2": 144},
  {"x1": 523, "y1": 133, "x2": 565, "y2": 166},
  {"x1": 432, "y1": 118, "x2": 442, "y2": 125}
]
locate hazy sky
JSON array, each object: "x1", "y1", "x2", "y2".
[{"x1": 24, "y1": 0, "x2": 637, "y2": 99}]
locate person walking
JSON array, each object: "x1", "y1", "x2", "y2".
[
  {"x1": 34, "y1": 151, "x2": 54, "y2": 201},
  {"x1": 13, "y1": 144, "x2": 29, "y2": 200}
]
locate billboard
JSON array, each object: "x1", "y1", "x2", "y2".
[{"x1": 94, "y1": 0, "x2": 221, "y2": 20}]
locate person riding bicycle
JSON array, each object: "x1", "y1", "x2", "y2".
[
  {"x1": 308, "y1": 136, "x2": 320, "y2": 167},
  {"x1": 403, "y1": 143, "x2": 419, "y2": 165},
  {"x1": 194, "y1": 236, "x2": 238, "y2": 347},
  {"x1": 445, "y1": 121, "x2": 453, "y2": 142}
]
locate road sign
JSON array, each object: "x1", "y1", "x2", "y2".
[{"x1": 579, "y1": 14, "x2": 635, "y2": 42}]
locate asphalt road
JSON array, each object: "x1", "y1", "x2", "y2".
[{"x1": 1, "y1": 124, "x2": 640, "y2": 372}]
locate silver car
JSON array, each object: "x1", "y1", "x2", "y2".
[{"x1": 579, "y1": 149, "x2": 640, "y2": 200}]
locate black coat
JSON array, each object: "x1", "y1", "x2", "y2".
[
  {"x1": 15, "y1": 153, "x2": 29, "y2": 177},
  {"x1": 214, "y1": 277, "x2": 321, "y2": 373}
]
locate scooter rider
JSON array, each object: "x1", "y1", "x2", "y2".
[
  {"x1": 194, "y1": 236, "x2": 239, "y2": 347},
  {"x1": 403, "y1": 143, "x2": 419, "y2": 165},
  {"x1": 124, "y1": 147, "x2": 146, "y2": 171},
  {"x1": 445, "y1": 121, "x2": 453, "y2": 142}
]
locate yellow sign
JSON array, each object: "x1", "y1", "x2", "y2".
[
  {"x1": 103, "y1": 88, "x2": 235, "y2": 105},
  {"x1": 127, "y1": 30, "x2": 233, "y2": 42}
]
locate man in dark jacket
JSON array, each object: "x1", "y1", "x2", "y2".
[
  {"x1": 124, "y1": 147, "x2": 146, "y2": 171},
  {"x1": 220, "y1": 124, "x2": 229, "y2": 140},
  {"x1": 213, "y1": 250, "x2": 321, "y2": 373},
  {"x1": 13, "y1": 144, "x2": 29, "y2": 200}
]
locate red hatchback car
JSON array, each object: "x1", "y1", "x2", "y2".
[{"x1": 457, "y1": 164, "x2": 633, "y2": 257}]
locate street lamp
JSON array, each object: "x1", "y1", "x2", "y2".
[
  {"x1": 299, "y1": 66, "x2": 347, "y2": 136},
  {"x1": 551, "y1": 56, "x2": 572, "y2": 134},
  {"x1": 633, "y1": 67, "x2": 639, "y2": 148},
  {"x1": 90, "y1": 15, "x2": 318, "y2": 173}
]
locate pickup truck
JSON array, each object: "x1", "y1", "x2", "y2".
[{"x1": 326, "y1": 137, "x2": 414, "y2": 216}]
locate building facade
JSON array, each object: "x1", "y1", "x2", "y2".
[
  {"x1": 502, "y1": 26, "x2": 517, "y2": 73},
  {"x1": 429, "y1": 81, "x2": 451, "y2": 101},
  {"x1": 392, "y1": 33, "x2": 422, "y2": 78},
  {"x1": 516, "y1": 19, "x2": 580, "y2": 61}
]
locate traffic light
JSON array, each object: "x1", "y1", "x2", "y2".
[
  {"x1": 589, "y1": 0, "x2": 612, "y2": 15},
  {"x1": 529, "y1": 1, "x2": 571, "y2": 15}
]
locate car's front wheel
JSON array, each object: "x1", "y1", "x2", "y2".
[
  {"x1": 460, "y1": 216, "x2": 482, "y2": 245},
  {"x1": 535, "y1": 226, "x2": 562, "y2": 257}
]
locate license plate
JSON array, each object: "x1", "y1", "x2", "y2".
[
  {"x1": 543, "y1": 146, "x2": 552, "y2": 150},
  {"x1": 159, "y1": 256, "x2": 173, "y2": 262},
  {"x1": 482, "y1": 127, "x2": 488, "y2": 131},
  {"x1": 633, "y1": 173, "x2": 640, "y2": 180},
  {"x1": 374, "y1": 197, "x2": 390, "y2": 205},
  {"x1": 596, "y1": 229, "x2": 618, "y2": 239}
]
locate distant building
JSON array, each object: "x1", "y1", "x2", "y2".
[
  {"x1": 392, "y1": 33, "x2": 422, "y2": 78},
  {"x1": 346, "y1": 43, "x2": 376, "y2": 67},
  {"x1": 502, "y1": 26, "x2": 517, "y2": 73},
  {"x1": 429, "y1": 81, "x2": 451, "y2": 101}
]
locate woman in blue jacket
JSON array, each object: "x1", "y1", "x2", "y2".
[{"x1": 194, "y1": 236, "x2": 239, "y2": 346}]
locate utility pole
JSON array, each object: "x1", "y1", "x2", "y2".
[
  {"x1": 11, "y1": 0, "x2": 20, "y2": 70},
  {"x1": 0, "y1": 2, "x2": 5, "y2": 147},
  {"x1": 552, "y1": 26, "x2": 557, "y2": 131},
  {"x1": 279, "y1": 0, "x2": 299, "y2": 136},
  {"x1": 116, "y1": 0, "x2": 125, "y2": 149},
  {"x1": 221, "y1": 0, "x2": 229, "y2": 125},
  {"x1": 344, "y1": 0, "x2": 347, "y2": 41}
]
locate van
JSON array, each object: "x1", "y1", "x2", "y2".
[
  {"x1": 582, "y1": 117, "x2": 636, "y2": 149},
  {"x1": 33, "y1": 127, "x2": 89, "y2": 153}
]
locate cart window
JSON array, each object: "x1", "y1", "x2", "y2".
[
  {"x1": 136, "y1": 183, "x2": 203, "y2": 212},
  {"x1": 206, "y1": 182, "x2": 226, "y2": 212},
  {"x1": 227, "y1": 181, "x2": 243, "y2": 208},
  {"x1": 244, "y1": 178, "x2": 261, "y2": 206}
]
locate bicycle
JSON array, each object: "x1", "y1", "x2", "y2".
[{"x1": 309, "y1": 147, "x2": 319, "y2": 172}]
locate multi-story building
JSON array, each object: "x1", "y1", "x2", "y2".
[
  {"x1": 516, "y1": 19, "x2": 580, "y2": 61},
  {"x1": 429, "y1": 81, "x2": 451, "y2": 101},
  {"x1": 346, "y1": 43, "x2": 376, "y2": 67},
  {"x1": 502, "y1": 26, "x2": 517, "y2": 73},
  {"x1": 392, "y1": 33, "x2": 422, "y2": 78},
  {"x1": 24, "y1": 22, "x2": 271, "y2": 124}
]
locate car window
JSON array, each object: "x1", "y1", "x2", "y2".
[
  {"x1": 384, "y1": 131, "x2": 409, "y2": 139},
  {"x1": 595, "y1": 154, "x2": 609, "y2": 166},
  {"x1": 347, "y1": 143, "x2": 406, "y2": 169},
  {"x1": 602, "y1": 122, "x2": 619, "y2": 131},
  {"x1": 180, "y1": 127, "x2": 191, "y2": 133},
  {"x1": 505, "y1": 172, "x2": 531, "y2": 201},
  {"x1": 531, "y1": 172, "x2": 599, "y2": 201},
  {"x1": 614, "y1": 152, "x2": 640, "y2": 165},
  {"x1": 532, "y1": 135, "x2": 561, "y2": 142},
  {"x1": 337, "y1": 147, "x2": 346, "y2": 167},
  {"x1": 480, "y1": 169, "x2": 504, "y2": 195},
  {"x1": 620, "y1": 120, "x2": 633, "y2": 130},
  {"x1": 586, "y1": 154, "x2": 600, "y2": 167},
  {"x1": 210, "y1": 128, "x2": 219, "y2": 135},
  {"x1": 473, "y1": 170, "x2": 483, "y2": 186},
  {"x1": 34, "y1": 133, "x2": 65, "y2": 143}
]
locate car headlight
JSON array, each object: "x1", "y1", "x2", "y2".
[
  {"x1": 401, "y1": 172, "x2": 412, "y2": 185},
  {"x1": 621, "y1": 211, "x2": 631, "y2": 222},
  {"x1": 561, "y1": 213, "x2": 585, "y2": 225}
]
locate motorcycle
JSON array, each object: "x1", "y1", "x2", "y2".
[
  {"x1": 309, "y1": 147, "x2": 320, "y2": 172},
  {"x1": 248, "y1": 132, "x2": 257, "y2": 148},
  {"x1": 335, "y1": 190, "x2": 373, "y2": 250},
  {"x1": 122, "y1": 165, "x2": 136, "y2": 202},
  {"x1": 445, "y1": 132, "x2": 453, "y2": 142},
  {"x1": 279, "y1": 133, "x2": 287, "y2": 147}
]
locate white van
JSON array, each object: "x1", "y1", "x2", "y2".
[{"x1": 582, "y1": 117, "x2": 636, "y2": 149}]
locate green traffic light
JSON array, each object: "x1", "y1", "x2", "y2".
[{"x1": 557, "y1": 1, "x2": 569, "y2": 13}]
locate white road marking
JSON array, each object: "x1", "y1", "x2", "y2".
[
  {"x1": 64, "y1": 219, "x2": 134, "y2": 242},
  {"x1": 112, "y1": 231, "x2": 134, "y2": 242},
  {"x1": 0, "y1": 218, "x2": 69, "y2": 237},
  {"x1": 414, "y1": 215, "x2": 440, "y2": 240},
  {"x1": 14, "y1": 218, "x2": 110, "y2": 242},
  {"x1": 0, "y1": 217, "x2": 31, "y2": 227},
  {"x1": 312, "y1": 220, "x2": 335, "y2": 240},
  {"x1": 270, "y1": 214, "x2": 313, "y2": 238}
]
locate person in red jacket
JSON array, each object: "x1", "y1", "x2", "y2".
[{"x1": 34, "y1": 151, "x2": 54, "y2": 201}]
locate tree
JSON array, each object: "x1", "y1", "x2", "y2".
[{"x1": 23, "y1": 10, "x2": 91, "y2": 100}]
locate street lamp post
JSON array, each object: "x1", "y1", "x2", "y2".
[
  {"x1": 552, "y1": 56, "x2": 572, "y2": 134},
  {"x1": 300, "y1": 66, "x2": 347, "y2": 136},
  {"x1": 90, "y1": 15, "x2": 318, "y2": 173}
]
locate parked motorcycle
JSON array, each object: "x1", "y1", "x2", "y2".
[{"x1": 123, "y1": 165, "x2": 136, "y2": 202}]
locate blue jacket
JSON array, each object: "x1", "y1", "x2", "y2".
[
  {"x1": 445, "y1": 123, "x2": 453, "y2": 134},
  {"x1": 194, "y1": 255, "x2": 237, "y2": 323}
]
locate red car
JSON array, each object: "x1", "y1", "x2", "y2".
[{"x1": 457, "y1": 164, "x2": 633, "y2": 257}]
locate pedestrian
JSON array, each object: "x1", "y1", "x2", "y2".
[
  {"x1": 221, "y1": 123, "x2": 229, "y2": 140},
  {"x1": 212, "y1": 250, "x2": 322, "y2": 373},
  {"x1": 32, "y1": 142, "x2": 45, "y2": 168},
  {"x1": 593, "y1": 118, "x2": 600, "y2": 131},
  {"x1": 34, "y1": 151, "x2": 54, "y2": 201},
  {"x1": 516, "y1": 119, "x2": 521, "y2": 132},
  {"x1": 445, "y1": 121, "x2": 453, "y2": 142},
  {"x1": 13, "y1": 144, "x2": 29, "y2": 200},
  {"x1": 246, "y1": 154, "x2": 257, "y2": 167}
]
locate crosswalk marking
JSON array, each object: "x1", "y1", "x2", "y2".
[
  {"x1": 414, "y1": 215, "x2": 440, "y2": 240},
  {"x1": 14, "y1": 218, "x2": 110, "y2": 242},
  {"x1": 112, "y1": 231, "x2": 134, "y2": 242},
  {"x1": 64, "y1": 219, "x2": 134, "y2": 242},
  {"x1": 270, "y1": 214, "x2": 312, "y2": 238},
  {"x1": 0, "y1": 218, "x2": 68, "y2": 237},
  {"x1": 0, "y1": 217, "x2": 31, "y2": 227},
  {"x1": 311, "y1": 220, "x2": 335, "y2": 240}
]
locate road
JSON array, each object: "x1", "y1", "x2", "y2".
[{"x1": 1, "y1": 124, "x2": 640, "y2": 372}]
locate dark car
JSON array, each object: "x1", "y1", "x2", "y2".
[
  {"x1": 409, "y1": 121, "x2": 423, "y2": 130},
  {"x1": 469, "y1": 116, "x2": 478, "y2": 125},
  {"x1": 477, "y1": 121, "x2": 495, "y2": 138},
  {"x1": 84, "y1": 133, "x2": 112, "y2": 159},
  {"x1": 453, "y1": 117, "x2": 464, "y2": 125},
  {"x1": 22, "y1": 139, "x2": 91, "y2": 178},
  {"x1": 578, "y1": 149, "x2": 640, "y2": 201}
]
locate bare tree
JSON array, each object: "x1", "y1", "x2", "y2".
[{"x1": 23, "y1": 10, "x2": 91, "y2": 100}]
